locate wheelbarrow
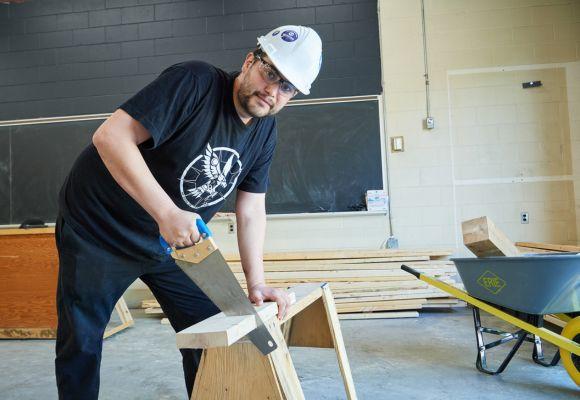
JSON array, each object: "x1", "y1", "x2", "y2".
[{"x1": 401, "y1": 253, "x2": 580, "y2": 386}]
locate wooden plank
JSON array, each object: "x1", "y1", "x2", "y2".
[
  {"x1": 516, "y1": 246, "x2": 561, "y2": 254},
  {"x1": 336, "y1": 300, "x2": 425, "y2": 313},
  {"x1": 227, "y1": 256, "x2": 432, "y2": 269},
  {"x1": 177, "y1": 288, "x2": 309, "y2": 349},
  {"x1": 515, "y1": 242, "x2": 580, "y2": 253},
  {"x1": 333, "y1": 286, "x2": 449, "y2": 298},
  {"x1": 177, "y1": 314, "x2": 257, "y2": 349},
  {"x1": 144, "y1": 308, "x2": 164, "y2": 315},
  {"x1": 334, "y1": 291, "x2": 453, "y2": 303},
  {"x1": 339, "y1": 311, "x2": 419, "y2": 320},
  {"x1": 225, "y1": 249, "x2": 452, "y2": 262},
  {"x1": 235, "y1": 269, "x2": 455, "y2": 281},
  {"x1": 229, "y1": 260, "x2": 455, "y2": 273},
  {"x1": 321, "y1": 284, "x2": 358, "y2": 400},
  {"x1": 543, "y1": 314, "x2": 567, "y2": 329},
  {"x1": 242, "y1": 275, "x2": 417, "y2": 284},
  {"x1": 461, "y1": 216, "x2": 519, "y2": 257},
  {"x1": 141, "y1": 299, "x2": 160, "y2": 308},
  {"x1": 328, "y1": 281, "x2": 429, "y2": 292}
]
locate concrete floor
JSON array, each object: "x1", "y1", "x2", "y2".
[{"x1": 0, "y1": 308, "x2": 577, "y2": 399}]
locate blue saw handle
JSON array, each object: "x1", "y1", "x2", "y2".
[{"x1": 159, "y1": 218, "x2": 212, "y2": 255}]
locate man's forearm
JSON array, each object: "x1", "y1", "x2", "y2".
[{"x1": 236, "y1": 207, "x2": 267, "y2": 289}]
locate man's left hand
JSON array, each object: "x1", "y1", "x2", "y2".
[{"x1": 248, "y1": 284, "x2": 292, "y2": 320}]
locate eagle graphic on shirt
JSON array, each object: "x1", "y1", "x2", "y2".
[{"x1": 179, "y1": 143, "x2": 242, "y2": 209}]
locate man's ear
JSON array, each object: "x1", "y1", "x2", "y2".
[{"x1": 241, "y1": 52, "x2": 254, "y2": 73}]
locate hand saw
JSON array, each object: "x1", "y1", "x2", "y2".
[{"x1": 160, "y1": 218, "x2": 278, "y2": 355}]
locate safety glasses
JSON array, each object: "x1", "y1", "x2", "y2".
[{"x1": 252, "y1": 51, "x2": 298, "y2": 98}]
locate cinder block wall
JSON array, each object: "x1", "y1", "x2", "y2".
[
  {"x1": 0, "y1": 0, "x2": 380, "y2": 119},
  {"x1": 380, "y1": 0, "x2": 580, "y2": 254}
]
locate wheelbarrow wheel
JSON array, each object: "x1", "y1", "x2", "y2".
[{"x1": 561, "y1": 316, "x2": 580, "y2": 386}]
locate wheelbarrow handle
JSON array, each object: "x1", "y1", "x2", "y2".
[{"x1": 401, "y1": 264, "x2": 421, "y2": 279}]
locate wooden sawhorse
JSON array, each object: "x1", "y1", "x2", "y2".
[{"x1": 176, "y1": 283, "x2": 357, "y2": 399}]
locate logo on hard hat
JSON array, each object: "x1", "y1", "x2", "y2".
[{"x1": 281, "y1": 30, "x2": 298, "y2": 42}]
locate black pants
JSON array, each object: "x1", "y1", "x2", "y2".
[{"x1": 54, "y1": 217, "x2": 220, "y2": 400}]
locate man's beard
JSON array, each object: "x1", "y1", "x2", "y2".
[{"x1": 237, "y1": 77, "x2": 280, "y2": 118}]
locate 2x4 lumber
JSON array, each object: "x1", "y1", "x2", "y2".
[
  {"x1": 335, "y1": 300, "x2": 425, "y2": 313},
  {"x1": 228, "y1": 260, "x2": 453, "y2": 273},
  {"x1": 227, "y1": 255, "x2": 432, "y2": 269},
  {"x1": 177, "y1": 287, "x2": 313, "y2": 350},
  {"x1": 225, "y1": 249, "x2": 451, "y2": 262},
  {"x1": 339, "y1": 311, "x2": 419, "y2": 320},
  {"x1": 462, "y1": 216, "x2": 519, "y2": 257},
  {"x1": 334, "y1": 287, "x2": 441, "y2": 299},
  {"x1": 543, "y1": 314, "x2": 567, "y2": 329},
  {"x1": 515, "y1": 242, "x2": 580, "y2": 253},
  {"x1": 234, "y1": 269, "x2": 455, "y2": 281},
  {"x1": 516, "y1": 246, "x2": 561, "y2": 254},
  {"x1": 334, "y1": 291, "x2": 452, "y2": 304}
]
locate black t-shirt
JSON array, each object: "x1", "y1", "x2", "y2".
[{"x1": 59, "y1": 61, "x2": 277, "y2": 262}]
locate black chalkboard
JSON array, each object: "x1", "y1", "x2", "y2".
[
  {"x1": 0, "y1": 121, "x2": 97, "y2": 225},
  {"x1": 223, "y1": 99, "x2": 383, "y2": 214},
  {"x1": 0, "y1": 99, "x2": 383, "y2": 225}
]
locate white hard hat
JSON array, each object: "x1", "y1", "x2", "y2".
[{"x1": 257, "y1": 25, "x2": 322, "y2": 95}]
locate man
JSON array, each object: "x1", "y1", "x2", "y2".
[{"x1": 55, "y1": 25, "x2": 322, "y2": 399}]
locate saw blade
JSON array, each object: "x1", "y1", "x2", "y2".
[{"x1": 174, "y1": 251, "x2": 277, "y2": 355}]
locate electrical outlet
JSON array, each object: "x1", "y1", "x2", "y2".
[
  {"x1": 228, "y1": 223, "x2": 235, "y2": 234},
  {"x1": 520, "y1": 212, "x2": 529, "y2": 224}
]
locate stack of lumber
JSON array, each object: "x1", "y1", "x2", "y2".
[
  {"x1": 141, "y1": 248, "x2": 464, "y2": 320},
  {"x1": 228, "y1": 249, "x2": 465, "y2": 318}
]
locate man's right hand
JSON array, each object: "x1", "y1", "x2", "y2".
[{"x1": 157, "y1": 207, "x2": 202, "y2": 248}]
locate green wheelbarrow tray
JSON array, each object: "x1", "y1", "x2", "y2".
[{"x1": 451, "y1": 253, "x2": 580, "y2": 315}]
